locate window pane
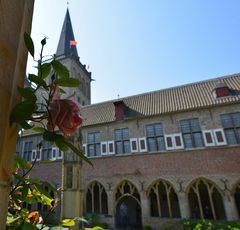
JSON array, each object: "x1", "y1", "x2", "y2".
[
  {"x1": 155, "y1": 124, "x2": 163, "y2": 136},
  {"x1": 95, "y1": 132, "x2": 101, "y2": 143},
  {"x1": 225, "y1": 129, "x2": 237, "y2": 145},
  {"x1": 148, "y1": 138, "x2": 157, "y2": 152},
  {"x1": 180, "y1": 120, "x2": 191, "y2": 133},
  {"x1": 116, "y1": 141, "x2": 123, "y2": 154},
  {"x1": 123, "y1": 140, "x2": 130, "y2": 153},
  {"x1": 115, "y1": 129, "x2": 122, "y2": 140},
  {"x1": 95, "y1": 143, "x2": 101, "y2": 156},
  {"x1": 193, "y1": 133, "x2": 204, "y2": 147},
  {"x1": 146, "y1": 125, "x2": 155, "y2": 137},
  {"x1": 122, "y1": 128, "x2": 129, "y2": 140},
  {"x1": 221, "y1": 114, "x2": 233, "y2": 128},
  {"x1": 157, "y1": 136, "x2": 165, "y2": 150},
  {"x1": 183, "y1": 134, "x2": 193, "y2": 148},
  {"x1": 88, "y1": 145, "x2": 95, "y2": 157},
  {"x1": 190, "y1": 119, "x2": 201, "y2": 132},
  {"x1": 232, "y1": 113, "x2": 240, "y2": 127},
  {"x1": 87, "y1": 133, "x2": 94, "y2": 143}
]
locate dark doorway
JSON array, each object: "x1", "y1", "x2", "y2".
[{"x1": 115, "y1": 196, "x2": 142, "y2": 229}]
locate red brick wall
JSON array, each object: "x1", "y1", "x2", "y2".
[
  {"x1": 82, "y1": 146, "x2": 240, "y2": 179},
  {"x1": 29, "y1": 161, "x2": 62, "y2": 187}
]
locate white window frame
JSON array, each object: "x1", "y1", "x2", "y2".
[
  {"x1": 108, "y1": 141, "x2": 115, "y2": 155},
  {"x1": 36, "y1": 149, "x2": 41, "y2": 161},
  {"x1": 57, "y1": 150, "x2": 63, "y2": 159},
  {"x1": 202, "y1": 130, "x2": 215, "y2": 147},
  {"x1": 130, "y1": 138, "x2": 139, "y2": 153},
  {"x1": 165, "y1": 134, "x2": 184, "y2": 150},
  {"x1": 31, "y1": 149, "x2": 37, "y2": 162},
  {"x1": 101, "y1": 141, "x2": 108, "y2": 155},
  {"x1": 173, "y1": 133, "x2": 184, "y2": 149},
  {"x1": 82, "y1": 144, "x2": 87, "y2": 156},
  {"x1": 165, "y1": 135, "x2": 175, "y2": 150},
  {"x1": 51, "y1": 147, "x2": 58, "y2": 160},
  {"x1": 213, "y1": 128, "x2": 227, "y2": 146},
  {"x1": 139, "y1": 137, "x2": 147, "y2": 152}
]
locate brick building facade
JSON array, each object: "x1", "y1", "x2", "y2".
[{"x1": 17, "y1": 9, "x2": 240, "y2": 230}]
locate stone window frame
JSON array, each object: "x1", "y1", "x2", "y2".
[
  {"x1": 221, "y1": 112, "x2": 240, "y2": 145},
  {"x1": 87, "y1": 131, "x2": 101, "y2": 157},
  {"x1": 180, "y1": 118, "x2": 204, "y2": 148},
  {"x1": 86, "y1": 181, "x2": 108, "y2": 214},
  {"x1": 187, "y1": 178, "x2": 226, "y2": 220},
  {"x1": 146, "y1": 123, "x2": 166, "y2": 152},
  {"x1": 114, "y1": 128, "x2": 131, "y2": 154},
  {"x1": 147, "y1": 179, "x2": 181, "y2": 218}
]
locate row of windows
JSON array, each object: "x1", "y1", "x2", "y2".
[
  {"x1": 85, "y1": 179, "x2": 240, "y2": 220},
  {"x1": 84, "y1": 112, "x2": 240, "y2": 157},
  {"x1": 17, "y1": 140, "x2": 63, "y2": 161}
]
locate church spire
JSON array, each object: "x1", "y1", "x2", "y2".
[{"x1": 56, "y1": 9, "x2": 79, "y2": 58}]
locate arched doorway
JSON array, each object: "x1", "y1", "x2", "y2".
[{"x1": 115, "y1": 180, "x2": 142, "y2": 229}]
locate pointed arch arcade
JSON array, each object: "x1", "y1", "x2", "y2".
[
  {"x1": 147, "y1": 179, "x2": 181, "y2": 218},
  {"x1": 86, "y1": 181, "x2": 108, "y2": 214},
  {"x1": 187, "y1": 178, "x2": 226, "y2": 220}
]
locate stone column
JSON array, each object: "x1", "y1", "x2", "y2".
[
  {"x1": 223, "y1": 192, "x2": 239, "y2": 220},
  {"x1": 107, "y1": 190, "x2": 115, "y2": 227},
  {"x1": 0, "y1": 0, "x2": 34, "y2": 228},
  {"x1": 140, "y1": 191, "x2": 150, "y2": 227},
  {"x1": 178, "y1": 192, "x2": 190, "y2": 219}
]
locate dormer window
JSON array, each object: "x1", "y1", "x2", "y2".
[
  {"x1": 113, "y1": 100, "x2": 125, "y2": 121},
  {"x1": 215, "y1": 81, "x2": 230, "y2": 97}
]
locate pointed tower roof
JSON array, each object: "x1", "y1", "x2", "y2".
[{"x1": 56, "y1": 9, "x2": 79, "y2": 58}]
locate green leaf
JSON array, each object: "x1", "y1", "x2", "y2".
[
  {"x1": 15, "y1": 156, "x2": 32, "y2": 170},
  {"x1": 24, "y1": 32, "x2": 34, "y2": 58},
  {"x1": 43, "y1": 131, "x2": 64, "y2": 142},
  {"x1": 17, "y1": 87, "x2": 37, "y2": 101},
  {"x1": 55, "y1": 78, "x2": 80, "y2": 87},
  {"x1": 28, "y1": 74, "x2": 47, "y2": 88},
  {"x1": 63, "y1": 140, "x2": 93, "y2": 166},
  {"x1": 55, "y1": 140, "x2": 69, "y2": 151},
  {"x1": 51, "y1": 60, "x2": 69, "y2": 79},
  {"x1": 20, "y1": 120, "x2": 33, "y2": 130},
  {"x1": 61, "y1": 219, "x2": 76, "y2": 227},
  {"x1": 10, "y1": 100, "x2": 36, "y2": 124},
  {"x1": 23, "y1": 222, "x2": 34, "y2": 230},
  {"x1": 39, "y1": 63, "x2": 51, "y2": 79},
  {"x1": 32, "y1": 127, "x2": 46, "y2": 133},
  {"x1": 22, "y1": 186, "x2": 29, "y2": 201},
  {"x1": 6, "y1": 217, "x2": 21, "y2": 225}
]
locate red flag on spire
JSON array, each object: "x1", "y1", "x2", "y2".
[{"x1": 70, "y1": 40, "x2": 77, "y2": 46}]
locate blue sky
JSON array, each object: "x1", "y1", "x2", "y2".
[{"x1": 28, "y1": 0, "x2": 240, "y2": 103}]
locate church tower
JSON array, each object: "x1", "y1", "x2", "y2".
[
  {"x1": 57, "y1": 9, "x2": 89, "y2": 221},
  {"x1": 55, "y1": 8, "x2": 91, "y2": 106}
]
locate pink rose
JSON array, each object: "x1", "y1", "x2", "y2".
[{"x1": 47, "y1": 99, "x2": 82, "y2": 137}]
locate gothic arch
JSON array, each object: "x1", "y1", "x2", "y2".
[
  {"x1": 232, "y1": 180, "x2": 240, "y2": 218},
  {"x1": 147, "y1": 179, "x2": 181, "y2": 218},
  {"x1": 114, "y1": 180, "x2": 142, "y2": 229},
  {"x1": 86, "y1": 181, "x2": 108, "y2": 214},
  {"x1": 187, "y1": 177, "x2": 226, "y2": 220},
  {"x1": 114, "y1": 179, "x2": 141, "y2": 205}
]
